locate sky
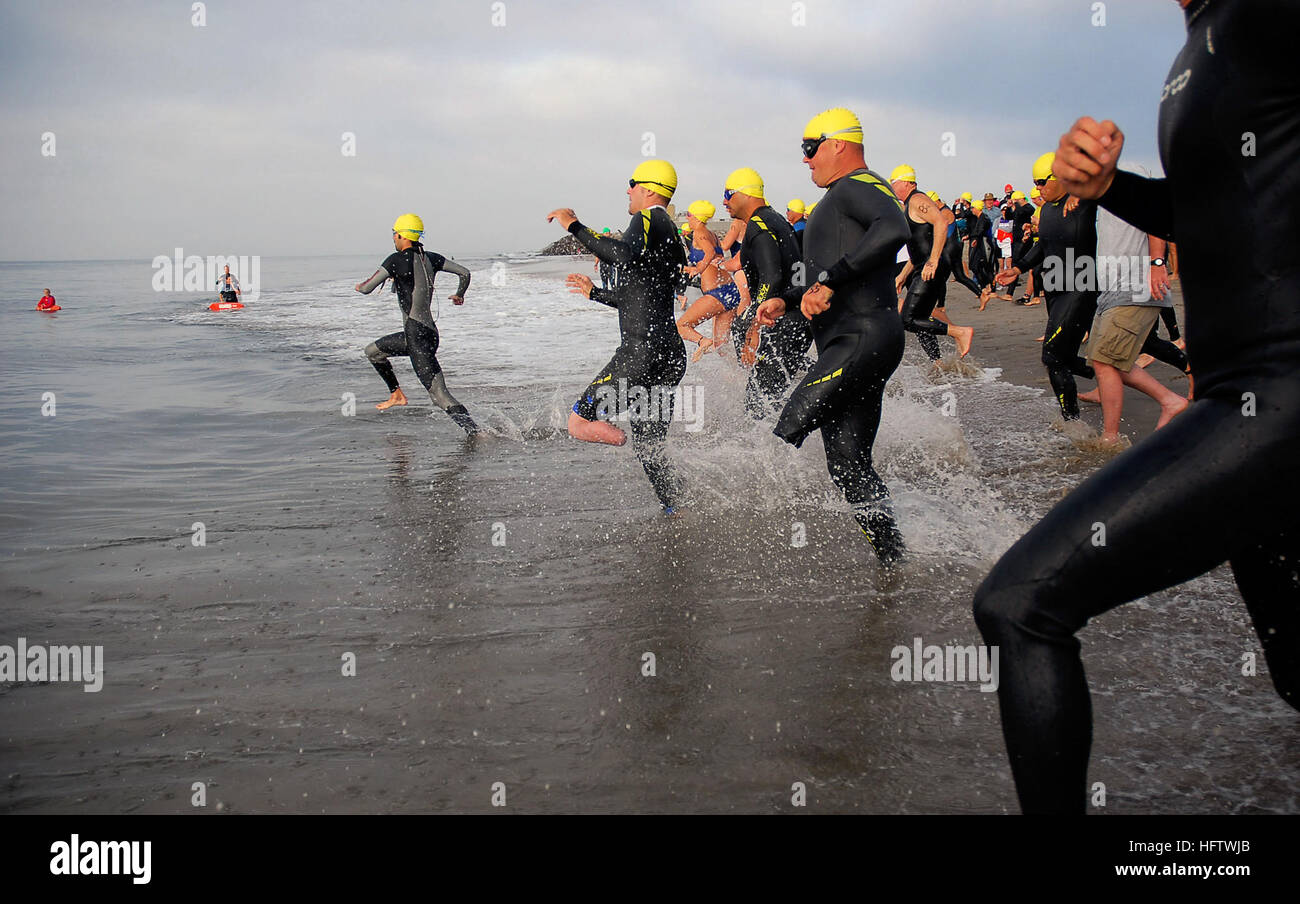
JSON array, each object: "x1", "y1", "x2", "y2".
[{"x1": 0, "y1": 0, "x2": 1189, "y2": 260}]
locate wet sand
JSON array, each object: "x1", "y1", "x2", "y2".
[{"x1": 2, "y1": 267, "x2": 1294, "y2": 815}]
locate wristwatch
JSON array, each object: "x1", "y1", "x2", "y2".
[
  {"x1": 817, "y1": 269, "x2": 831, "y2": 285},
  {"x1": 1150, "y1": 257, "x2": 1166, "y2": 267}
]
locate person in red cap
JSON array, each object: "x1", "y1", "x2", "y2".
[{"x1": 36, "y1": 289, "x2": 58, "y2": 311}]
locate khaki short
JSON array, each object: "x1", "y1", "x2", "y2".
[{"x1": 1086, "y1": 305, "x2": 1163, "y2": 372}]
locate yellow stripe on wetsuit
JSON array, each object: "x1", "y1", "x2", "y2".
[
  {"x1": 804, "y1": 367, "x2": 844, "y2": 387},
  {"x1": 850, "y1": 172, "x2": 904, "y2": 211}
]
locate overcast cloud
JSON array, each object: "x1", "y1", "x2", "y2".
[{"x1": 0, "y1": 0, "x2": 1187, "y2": 260}]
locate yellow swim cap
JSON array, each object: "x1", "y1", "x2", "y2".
[
  {"x1": 807, "y1": 201, "x2": 818, "y2": 216},
  {"x1": 392, "y1": 213, "x2": 424, "y2": 242},
  {"x1": 1011, "y1": 190, "x2": 1026, "y2": 200},
  {"x1": 724, "y1": 167, "x2": 764, "y2": 201},
  {"x1": 1032, "y1": 152, "x2": 1057, "y2": 183},
  {"x1": 630, "y1": 159, "x2": 678, "y2": 199},
  {"x1": 972, "y1": 200, "x2": 984, "y2": 212},
  {"x1": 787, "y1": 198, "x2": 806, "y2": 214},
  {"x1": 960, "y1": 192, "x2": 973, "y2": 202},
  {"x1": 926, "y1": 190, "x2": 940, "y2": 202},
  {"x1": 687, "y1": 200, "x2": 715, "y2": 222},
  {"x1": 889, "y1": 164, "x2": 917, "y2": 184},
  {"x1": 1030, "y1": 187, "x2": 1042, "y2": 200},
  {"x1": 802, "y1": 108, "x2": 864, "y2": 144}
]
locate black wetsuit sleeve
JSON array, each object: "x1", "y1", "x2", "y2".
[
  {"x1": 568, "y1": 215, "x2": 644, "y2": 265},
  {"x1": 1098, "y1": 170, "x2": 1175, "y2": 241},
  {"x1": 819, "y1": 188, "x2": 910, "y2": 293},
  {"x1": 569, "y1": 215, "x2": 651, "y2": 307},
  {"x1": 1013, "y1": 238, "x2": 1045, "y2": 272},
  {"x1": 436, "y1": 256, "x2": 472, "y2": 297}
]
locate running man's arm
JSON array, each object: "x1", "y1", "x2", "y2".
[
  {"x1": 567, "y1": 213, "x2": 645, "y2": 265},
  {"x1": 1099, "y1": 170, "x2": 1174, "y2": 241},
  {"x1": 1012, "y1": 237, "x2": 1044, "y2": 272},
  {"x1": 818, "y1": 185, "x2": 910, "y2": 293},
  {"x1": 911, "y1": 195, "x2": 948, "y2": 276},
  {"x1": 355, "y1": 266, "x2": 391, "y2": 294},
  {"x1": 356, "y1": 267, "x2": 390, "y2": 293},
  {"x1": 437, "y1": 257, "x2": 472, "y2": 298}
]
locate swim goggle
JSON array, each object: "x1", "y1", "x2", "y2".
[
  {"x1": 1033, "y1": 176, "x2": 1057, "y2": 186},
  {"x1": 723, "y1": 186, "x2": 762, "y2": 201},
  {"x1": 800, "y1": 126, "x2": 863, "y2": 159},
  {"x1": 629, "y1": 179, "x2": 674, "y2": 195}
]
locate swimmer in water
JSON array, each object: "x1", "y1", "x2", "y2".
[{"x1": 353, "y1": 214, "x2": 479, "y2": 434}]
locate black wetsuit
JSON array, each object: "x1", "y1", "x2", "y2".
[
  {"x1": 730, "y1": 207, "x2": 813, "y2": 417},
  {"x1": 1027, "y1": 205, "x2": 1047, "y2": 297},
  {"x1": 357, "y1": 245, "x2": 478, "y2": 434},
  {"x1": 966, "y1": 210, "x2": 993, "y2": 288},
  {"x1": 1010, "y1": 202, "x2": 1037, "y2": 294},
  {"x1": 568, "y1": 207, "x2": 688, "y2": 509},
  {"x1": 1158, "y1": 304, "x2": 1180, "y2": 340},
  {"x1": 774, "y1": 168, "x2": 908, "y2": 564},
  {"x1": 974, "y1": 0, "x2": 1300, "y2": 814},
  {"x1": 981, "y1": 214, "x2": 1000, "y2": 285},
  {"x1": 1012, "y1": 196, "x2": 1099, "y2": 419},
  {"x1": 899, "y1": 190, "x2": 953, "y2": 361},
  {"x1": 943, "y1": 210, "x2": 982, "y2": 298}
]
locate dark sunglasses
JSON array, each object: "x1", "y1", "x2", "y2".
[
  {"x1": 801, "y1": 137, "x2": 827, "y2": 159},
  {"x1": 1033, "y1": 178, "x2": 1052, "y2": 186}
]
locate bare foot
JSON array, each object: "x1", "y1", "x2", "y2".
[
  {"x1": 1155, "y1": 396, "x2": 1189, "y2": 430},
  {"x1": 1077, "y1": 389, "x2": 1101, "y2": 404},
  {"x1": 1024, "y1": 298, "x2": 1042, "y2": 306},
  {"x1": 1034, "y1": 336, "x2": 1044, "y2": 342},
  {"x1": 568, "y1": 411, "x2": 627, "y2": 446},
  {"x1": 376, "y1": 389, "x2": 408, "y2": 410},
  {"x1": 690, "y1": 338, "x2": 714, "y2": 363},
  {"x1": 978, "y1": 288, "x2": 990, "y2": 312},
  {"x1": 952, "y1": 325, "x2": 974, "y2": 358}
]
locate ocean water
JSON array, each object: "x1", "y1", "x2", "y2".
[{"x1": 0, "y1": 254, "x2": 1294, "y2": 813}]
